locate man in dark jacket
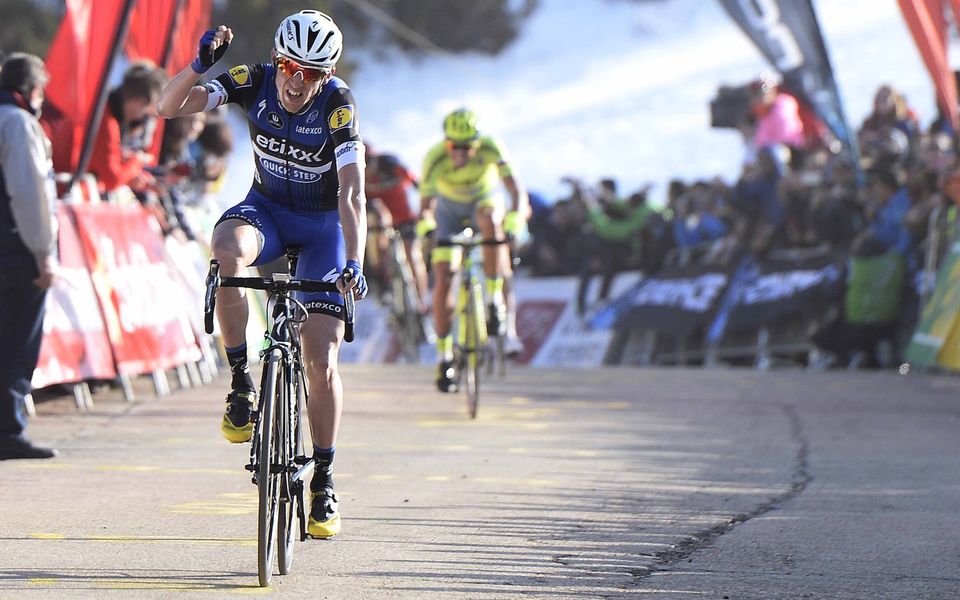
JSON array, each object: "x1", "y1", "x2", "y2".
[{"x1": 0, "y1": 53, "x2": 58, "y2": 460}]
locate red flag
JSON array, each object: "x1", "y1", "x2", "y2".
[
  {"x1": 166, "y1": 0, "x2": 213, "y2": 73},
  {"x1": 898, "y1": 0, "x2": 959, "y2": 130},
  {"x1": 125, "y1": 0, "x2": 179, "y2": 66},
  {"x1": 126, "y1": 0, "x2": 212, "y2": 161},
  {"x1": 43, "y1": 0, "x2": 129, "y2": 174}
]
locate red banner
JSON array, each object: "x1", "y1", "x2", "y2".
[
  {"x1": 33, "y1": 206, "x2": 117, "y2": 388},
  {"x1": 69, "y1": 204, "x2": 202, "y2": 375},
  {"x1": 43, "y1": 0, "x2": 129, "y2": 174}
]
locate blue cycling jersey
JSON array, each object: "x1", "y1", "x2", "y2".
[{"x1": 205, "y1": 63, "x2": 361, "y2": 214}]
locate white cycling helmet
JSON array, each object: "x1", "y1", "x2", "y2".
[{"x1": 274, "y1": 10, "x2": 343, "y2": 69}]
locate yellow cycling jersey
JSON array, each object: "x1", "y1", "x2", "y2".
[{"x1": 420, "y1": 135, "x2": 514, "y2": 204}]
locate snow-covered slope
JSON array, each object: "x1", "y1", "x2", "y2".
[{"x1": 347, "y1": 0, "x2": 933, "y2": 203}]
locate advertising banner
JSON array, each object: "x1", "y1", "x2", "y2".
[
  {"x1": 723, "y1": 251, "x2": 843, "y2": 332},
  {"x1": 907, "y1": 242, "x2": 960, "y2": 367},
  {"x1": 70, "y1": 204, "x2": 201, "y2": 375},
  {"x1": 613, "y1": 264, "x2": 730, "y2": 337},
  {"x1": 32, "y1": 206, "x2": 117, "y2": 388}
]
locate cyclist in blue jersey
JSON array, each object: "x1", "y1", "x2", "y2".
[{"x1": 157, "y1": 11, "x2": 366, "y2": 540}]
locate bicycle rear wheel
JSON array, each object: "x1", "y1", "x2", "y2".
[
  {"x1": 277, "y1": 363, "x2": 297, "y2": 575},
  {"x1": 257, "y1": 351, "x2": 283, "y2": 587}
]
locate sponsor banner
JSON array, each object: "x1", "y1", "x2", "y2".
[
  {"x1": 906, "y1": 241, "x2": 960, "y2": 367},
  {"x1": 33, "y1": 206, "x2": 116, "y2": 388},
  {"x1": 70, "y1": 204, "x2": 202, "y2": 375},
  {"x1": 723, "y1": 251, "x2": 843, "y2": 333},
  {"x1": 163, "y1": 237, "x2": 209, "y2": 337},
  {"x1": 339, "y1": 275, "x2": 635, "y2": 367},
  {"x1": 513, "y1": 300, "x2": 566, "y2": 365},
  {"x1": 614, "y1": 264, "x2": 731, "y2": 337},
  {"x1": 525, "y1": 275, "x2": 640, "y2": 368}
]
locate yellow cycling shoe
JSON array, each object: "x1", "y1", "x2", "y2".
[
  {"x1": 220, "y1": 390, "x2": 256, "y2": 443},
  {"x1": 307, "y1": 486, "x2": 341, "y2": 539}
]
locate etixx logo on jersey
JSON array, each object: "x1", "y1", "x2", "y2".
[
  {"x1": 228, "y1": 65, "x2": 251, "y2": 88},
  {"x1": 328, "y1": 105, "x2": 354, "y2": 132},
  {"x1": 268, "y1": 112, "x2": 284, "y2": 129}
]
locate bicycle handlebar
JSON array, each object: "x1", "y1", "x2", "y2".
[{"x1": 203, "y1": 259, "x2": 356, "y2": 342}]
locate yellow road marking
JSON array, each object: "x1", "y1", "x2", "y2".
[
  {"x1": 97, "y1": 465, "x2": 236, "y2": 475},
  {"x1": 29, "y1": 578, "x2": 270, "y2": 593},
  {"x1": 170, "y1": 492, "x2": 257, "y2": 515},
  {"x1": 29, "y1": 533, "x2": 256, "y2": 546},
  {"x1": 417, "y1": 419, "x2": 549, "y2": 430}
]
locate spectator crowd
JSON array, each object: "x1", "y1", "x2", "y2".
[{"x1": 518, "y1": 77, "x2": 959, "y2": 369}]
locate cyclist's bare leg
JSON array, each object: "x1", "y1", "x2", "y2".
[
  {"x1": 210, "y1": 219, "x2": 261, "y2": 348},
  {"x1": 301, "y1": 313, "x2": 344, "y2": 536},
  {"x1": 475, "y1": 206, "x2": 502, "y2": 280},
  {"x1": 299, "y1": 313, "x2": 345, "y2": 448}
]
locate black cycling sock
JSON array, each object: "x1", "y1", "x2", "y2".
[
  {"x1": 311, "y1": 445, "x2": 335, "y2": 492},
  {"x1": 225, "y1": 343, "x2": 255, "y2": 392}
]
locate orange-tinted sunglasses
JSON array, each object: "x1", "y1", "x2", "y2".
[{"x1": 275, "y1": 55, "x2": 330, "y2": 83}]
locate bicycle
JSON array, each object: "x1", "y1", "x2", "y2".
[
  {"x1": 377, "y1": 224, "x2": 427, "y2": 363},
  {"x1": 203, "y1": 247, "x2": 355, "y2": 587},
  {"x1": 436, "y1": 229, "x2": 507, "y2": 419}
]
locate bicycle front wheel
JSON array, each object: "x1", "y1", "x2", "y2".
[
  {"x1": 464, "y1": 287, "x2": 482, "y2": 419},
  {"x1": 277, "y1": 363, "x2": 301, "y2": 574},
  {"x1": 257, "y1": 350, "x2": 282, "y2": 587}
]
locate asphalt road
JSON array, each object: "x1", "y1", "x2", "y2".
[{"x1": 1, "y1": 365, "x2": 958, "y2": 599}]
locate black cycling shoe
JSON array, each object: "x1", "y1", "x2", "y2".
[
  {"x1": 486, "y1": 301, "x2": 507, "y2": 337},
  {"x1": 308, "y1": 485, "x2": 341, "y2": 538},
  {"x1": 221, "y1": 389, "x2": 256, "y2": 443},
  {"x1": 436, "y1": 360, "x2": 459, "y2": 393}
]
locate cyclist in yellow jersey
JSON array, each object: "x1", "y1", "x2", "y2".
[{"x1": 417, "y1": 108, "x2": 528, "y2": 392}]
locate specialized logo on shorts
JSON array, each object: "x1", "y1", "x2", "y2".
[
  {"x1": 328, "y1": 105, "x2": 354, "y2": 131},
  {"x1": 268, "y1": 112, "x2": 283, "y2": 129},
  {"x1": 228, "y1": 65, "x2": 251, "y2": 88}
]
